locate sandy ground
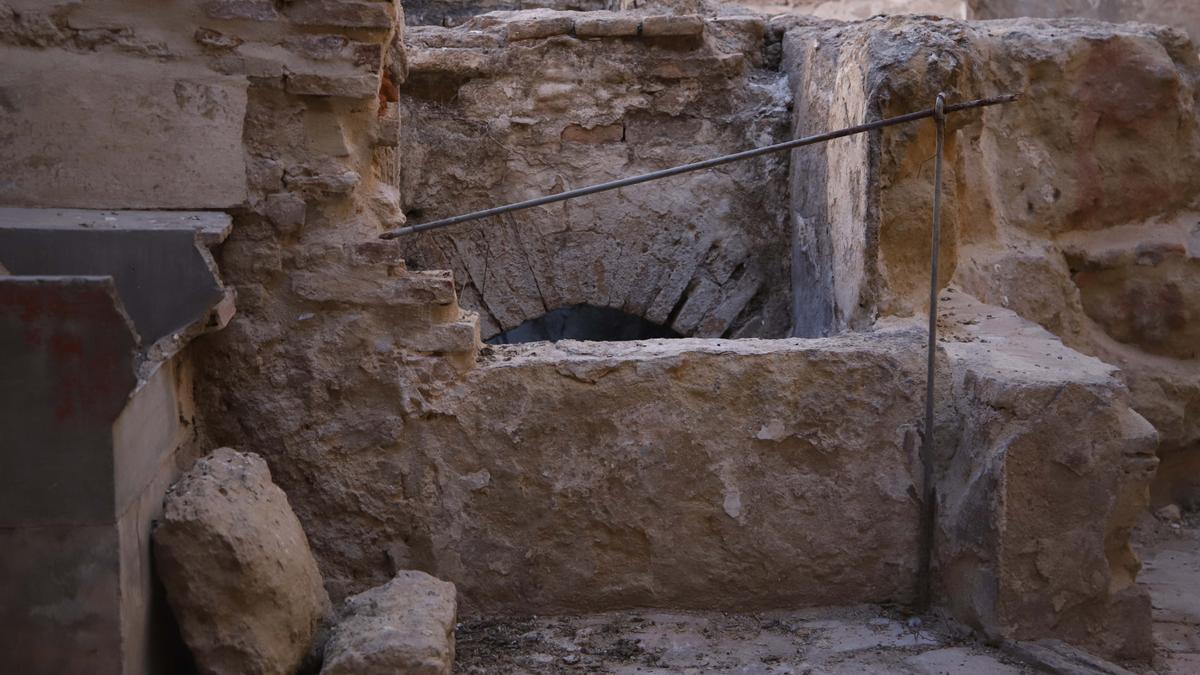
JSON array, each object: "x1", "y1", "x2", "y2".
[
  {"x1": 1136, "y1": 510, "x2": 1200, "y2": 675},
  {"x1": 453, "y1": 511, "x2": 1200, "y2": 674},
  {"x1": 455, "y1": 605, "x2": 1035, "y2": 673}
]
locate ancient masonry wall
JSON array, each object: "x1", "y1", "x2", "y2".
[
  {"x1": 1, "y1": 0, "x2": 1192, "y2": 665},
  {"x1": 781, "y1": 15, "x2": 1200, "y2": 507},
  {"x1": 393, "y1": 10, "x2": 794, "y2": 340}
]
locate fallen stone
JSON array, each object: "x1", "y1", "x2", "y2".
[
  {"x1": 320, "y1": 571, "x2": 457, "y2": 675},
  {"x1": 1156, "y1": 504, "x2": 1183, "y2": 524},
  {"x1": 154, "y1": 448, "x2": 332, "y2": 675}
]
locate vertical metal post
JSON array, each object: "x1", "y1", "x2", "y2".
[{"x1": 918, "y1": 93, "x2": 946, "y2": 611}]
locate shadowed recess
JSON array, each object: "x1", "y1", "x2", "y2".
[{"x1": 486, "y1": 304, "x2": 682, "y2": 344}]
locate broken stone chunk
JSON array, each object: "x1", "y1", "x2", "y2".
[
  {"x1": 320, "y1": 571, "x2": 457, "y2": 675},
  {"x1": 154, "y1": 448, "x2": 332, "y2": 675},
  {"x1": 264, "y1": 191, "x2": 306, "y2": 234}
]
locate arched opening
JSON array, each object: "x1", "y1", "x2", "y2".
[{"x1": 486, "y1": 304, "x2": 682, "y2": 344}]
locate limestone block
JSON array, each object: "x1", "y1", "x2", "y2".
[
  {"x1": 287, "y1": 72, "x2": 380, "y2": 99},
  {"x1": 506, "y1": 14, "x2": 574, "y2": 41},
  {"x1": 154, "y1": 448, "x2": 332, "y2": 675},
  {"x1": 0, "y1": 47, "x2": 248, "y2": 209},
  {"x1": 291, "y1": 270, "x2": 458, "y2": 307},
  {"x1": 285, "y1": 0, "x2": 397, "y2": 31},
  {"x1": 350, "y1": 329, "x2": 929, "y2": 614},
  {"x1": 320, "y1": 571, "x2": 457, "y2": 675},
  {"x1": 641, "y1": 15, "x2": 704, "y2": 37},
  {"x1": 284, "y1": 165, "x2": 361, "y2": 194},
  {"x1": 936, "y1": 293, "x2": 1159, "y2": 660},
  {"x1": 575, "y1": 15, "x2": 641, "y2": 38},
  {"x1": 203, "y1": 0, "x2": 279, "y2": 21}
]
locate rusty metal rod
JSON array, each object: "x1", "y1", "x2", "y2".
[
  {"x1": 917, "y1": 92, "x2": 947, "y2": 612},
  {"x1": 379, "y1": 93, "x2": 1018, "y2": 239}
]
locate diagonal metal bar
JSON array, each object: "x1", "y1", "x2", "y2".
[{"x1": 379, "y1": 93, "x2": 1017, "y2": 239}]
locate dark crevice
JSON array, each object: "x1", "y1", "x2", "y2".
[{"x1": 486, "y1": 304, "x2": 681, "y2": 344}]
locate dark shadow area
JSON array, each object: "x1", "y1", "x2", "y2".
[{"x1": 486, "y1": 304, "x2": 682, "y2": 344}]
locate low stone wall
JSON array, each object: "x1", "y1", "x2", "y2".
[
  {"x1": 935, "y1": 292, "x2": 1159, "y2": 659},
  {"x1": 781, "y1": 14, "x2": 1200, "y2": 508},
  {"x1": 400, "y1": 331, "x2": 929, "y2": 613}
]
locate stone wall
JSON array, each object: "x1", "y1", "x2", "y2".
[
  {"x1": 968, "y1": 0, "x2": 1200, "y2": 43},
  {"x1": 781, "y1": 15, "x2": 1200, "y2": 506},
  {"x1": 404, "y1": 0, "x2": 614, "y2": 26},
  {"x1": 368, "y1": 331, "x2": 930, "y2": 613},
  {"x1": 392, "y1": 10, "x2": 794, "y2": 340}
]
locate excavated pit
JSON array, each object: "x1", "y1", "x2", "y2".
[{"x1": 4, "y1": 0, "x2": 1199, "y2": 672}]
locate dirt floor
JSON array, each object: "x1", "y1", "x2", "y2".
[
  {"x1": 455, "y1": 605, "x2": 1036, "y2": 674},
  {"x1": 1137, "y1": 509, "x2": 1200, "y2": 674},
  {"x1": 454, "y1": 512, "x2": 1200, "y2": 674}
]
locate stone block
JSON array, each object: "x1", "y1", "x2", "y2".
[
  {"x1": 285, "y1": 0, "x2": 396, "y2": 31},
  {"x1": 560, "y1": 122, "x2": 624, "y2": 144},
  {"x1": 506, "y1": 16, "x2": 575, "y2": 41},
  {"x1": 321, "y1": 571, "x2": 457, "y2": 675},
  {"x1": 575, "y1": 15, "x2": 640, "y2": 38},
  {"x1": 154, "y1": 448, "x2": 332, "y2": 675},
  {"x1": 287, "y1": 72, "x2": 379, "y2": 99},
  {"x1": 641, "y1": 15, "x2": 704, "y2": 37},
  {"x1": 264, "y1": 192, "x2": 307, "y2": 233},
  {"x1": 291, "y1": 270, "x2": 457, "y2": 307},
  {"x1": 394, "y1": 314, "x2": 481, "y2": 354},
  {"x1": 284, "y1": 165, "x2": 361, "y2": 194},
  {"x1": 203, "y1": 0, "x2": 279, "y2": 21},
  {"x1": 936, "y1": 293, "x2": 1159, "y2": 660},
  {"x1": 378, "y1": 329, "x2": 928, "y2": 613},
  {"x1": 0, "y1": 47, "x2": 248, "y2": 209}
]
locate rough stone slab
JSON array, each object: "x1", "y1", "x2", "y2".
[
  {"x1": 937, "y1": 292, "x2": 1158, "y2": 660},
  {"x1": 641, "y1": 15, "x2": 704, "y2": 37},
  {"x1": 0, "y1": 208, "x2": 232, "y2": 246},
  {"x1": 286, "y1": 72, "x2": 380, "y2": 99},
  {"x1": 0, "y1": 48, "x2": 248, "y2": 209},
  {"x1": 291, "y1": 270, "x2": 457, "y2": 307},
  {"x1": 284, "y1": 0, "x2": 396, "y2": 31},
  {"x1": 203, "y1": 0, "x2": 279, "y2": 21},
  {"x1": 506, "y1": 15, "x2": 574, "y2": 41},
  {"x1": 379, "y1": 328, "x2": 929, "y2": 613},
  {"x1": 575, "y1": 15, "x2": 641, "y2": 38},
  {"x1": 321, "y1": 571, "x2": 457, "y2": 675},
  {"x1": 154, "y1": 448, "x2": 332, "y2": 675}
]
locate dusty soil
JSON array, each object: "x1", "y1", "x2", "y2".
[
  {"x1": 454, "y1": 605, "x2": 1036, "y2": 673},
  {"x1": 1136, "y1": 509, "x2": 1200, "y2": 674}
]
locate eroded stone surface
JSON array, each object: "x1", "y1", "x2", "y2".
[
  {"x1": 321, "y1": 571, "x2": 457, "y2": 675},
  {"x1": 935, "y1": 291, "x2": 1159, "y2": 659},
  {"x1": 154, "y1": 448, "x2": 332, "y2": 675},
  {"x1": 395, "y1": 11, "x2": 792, "y2": 340},
  {"x1": 782, "y1": 12, "x2": 1200, "y2": 515}
]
